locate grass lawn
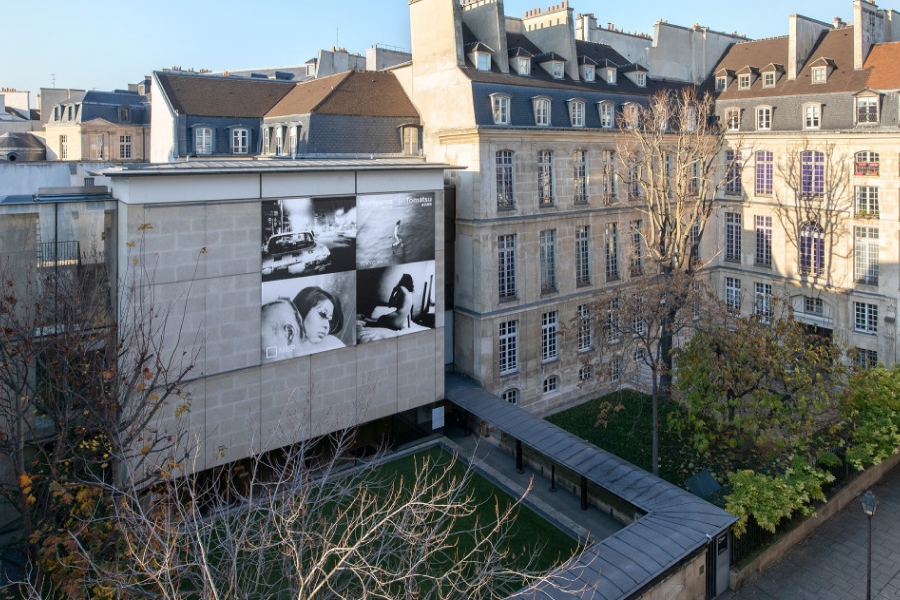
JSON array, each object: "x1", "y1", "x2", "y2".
[
  {"x1": 377, "y1": 447, "x2": 581, "y2": 574},
  {"x1": 546, "y1": 389, "x2": 701, "y2": 488}
]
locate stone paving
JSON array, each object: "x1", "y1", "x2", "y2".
[{"x1": 722, "y1": 462, "x2": 900, "y2": 599}]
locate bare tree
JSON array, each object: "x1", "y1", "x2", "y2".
[
  {"x1": 73, "y1": 425, "x2": 593, "y2": 599},
  {"x1": 0, "y1": 227, "x2": 199, "y2": 595}
]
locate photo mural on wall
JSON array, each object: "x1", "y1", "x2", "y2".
[{"x1": 261, "y1": 193, "x2": 436, "y2": 364}]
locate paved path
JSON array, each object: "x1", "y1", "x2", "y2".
[{"x1": 723, "y1": 462, "x2": 900, "y2": 599}]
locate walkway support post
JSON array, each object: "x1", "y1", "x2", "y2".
[
  {"x1": 581, "y1": 475, "x2": 588, "y2": 510},
  {"x1": 516, "y1": 440, "x2": 524, "y2": 474},
  {"x1": 550, "y1": 465, "x2": 557, "y2": 492}
]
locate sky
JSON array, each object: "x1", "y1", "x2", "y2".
[{"x1": 2, "y1": 0, "x2": 859, "y2": 107}]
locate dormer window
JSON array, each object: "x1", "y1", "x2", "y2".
[
  {"x1": 598, "y1": 101, "x2": 615, "y2": 128},
  {"x1": 738, "y1": 74, "x2": 751, "y2": 89},
  {"x1": 606, "y1": 68, "x2": 617, "y2": 84},
  {"x1": 552, "y1": 62, "x2": 564, "y2": 79},
  {"x1": 491, "y1": 93, "x2": 510, "y2": 125},
  {"x1": 533, "y1": 97, "x2": 551, "y2": 126},
  {"x1": 119, "y1": 107, "x2": 130, "y2": 122},
  {"x1": 195, "y1": 127, "x2": 213, "y2": 155},
  {"x1": 636, "y1": 72, "x2": 646, "y2": 87},
  {"x1": 53, "y1": 106, "x2": 60, "y2": 121},
  {"x1": 467, "y1": 42, "x2": 494, "y2": 72},
  {"x1": 812, "y1": 66, "x2": 826, "y2": 83},
  {"x1": 402, "y1": 126, "x2": 420, "y2": 155},
  {"x1": 66, "y1": 105, "x2": 73, "y2": 121},
  {"x1": 726, "y1": 108, "x2": 741, "y2": 131},
  {"x1": 715, "y1": 76, "x2": 727, "y2": 92},
  {"x1": 583, "y1": 66, "x2": 595, "y2": 82},
  {"x1": 857, "y1": 95, "x2": 879, "y2": 124},
  {"x1": 477, "y1": 53, "x2": 491, "y2": 71},
  {"x1": 763, "y1": 72, "x2": 776, "y2": 87},
  {"x1": 517, "y1": 57, "x2": 531, "y2": 75},
  {"x1": 568, "y1": 100, "x2": 585, "y2": 127}
]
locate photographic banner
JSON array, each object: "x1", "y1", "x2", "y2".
[{"x1": 261, "y1": 192, "x2": 435, "y2": 364}]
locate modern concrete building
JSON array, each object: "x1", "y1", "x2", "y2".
[{"x1": 710, "y1": 0, "x2": 900, "y2": 368}]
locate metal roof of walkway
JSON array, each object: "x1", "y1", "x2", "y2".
[{"x1": 445, "y1": 374, "x2": 737, "y2": 599}]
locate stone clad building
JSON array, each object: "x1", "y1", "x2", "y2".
[{"x1": 710, "y1": 0, "x2": 900, "y2": 367}]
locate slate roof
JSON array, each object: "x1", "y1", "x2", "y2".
[
  {"x1": 0, "y1": 132, "x2": 46, "y2": 150},
  {"x1": 266, "y1": 71, "x2": 419, "y2": 119},
  {"x1": 155, "y1": 72, "x2": 294, "y2": 118},
  {"x1": 713, "y1": 27, "x2": 871, "y2": 99},
  {"x1": 445, "y1": 374, "x2": 736, "y2": 600}
]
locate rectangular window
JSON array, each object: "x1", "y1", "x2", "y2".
[
  {"x1": 756, "y1": 151, "x2": 773, "y2": 195},
  {"x1": 754, "y1": 282, "x2": 772, "y2": 321},
  {"x1": 725, "y1": 150, "x2": 742, "y2": 195},
  {"x1": 498, "y1": 234, "x2": 516, "y2": 299},
  {"x1": 89, "y1": 134, "x2": 104, "y2": 160},
  {"x1": 632, "y1": 297, "x2": 644, "y2": 335},
  {"x1": 119, "y1": 135, "x2": 133, "y2": 159},
  {"x1": 232, "y1": 128, "x2": 249, "y2": 154},
  {"x1": 600, "y1": 103, "x2": 614, "y2": 128},
  {"x1": 543, "y1": 376, "x2": 559, "y2": 394},
  {"x1": 552, "y1": 63, "x2": 564, "y2": 79},
  {"x1": 606, "y1": 297, "x2": 621, "y2": 341},
  {"x1": 857, "y1": 97, "x2": 878, "y2": 124},
  {"x1": 738, "y1": 74, "x2": 751, "y2": 89},
  {"x1": 539, "y1": 229, "x2": 557, "y2": 292},
  {"x1": 570, "y1": 101, "x2": 585, "y2": 127},
  {"x1": 690, "y1": 223, "x2": 701, "y2": 263},
  {"x1": 854, "y1": 151, "x2": 879, "y2": 176},
  {"x1": 541, "y1": 311, "x2": 559, "y2": 362},
  {"x1": 538, "y1": 150, "x2": 554, "y2": 206},
  {"x1": 804, "y1": 296, "x2": 824, "y2": 315},
  {"x1": 518, "y1": 58, "x2": 531, "y2": 75},
  {"x1": 854, "y1": 226, "x2": 879, "y2": 284},
  {"x1": 631, "y1": 219, "x2": 643, "y2": 276},
  {"x1": 496, "y1": 151, "x2": 515, "y2": 209},
  {"x1": 812, "y1": 66, "x2": 826, "y2": 83},
  {"x1": 601, "y1": 150, "x2": 616, "y2": 204},
  {"x1": 628, "y1": 165, "x2": 642, "y2": 199},
  {"x1": 477, "y1": 53, "x2": 490, "y2": 71},
  {"x1": 757, "y1": 107, "x2": 771, "y2": 130},
  {"x1": 856, "y1": 348, "x2": 878, "y2": 369},
  {"x1": 801, "y1": 151, "x2": 824, "y2": 197},
  {"x1": 763, "y1": 72, "x2": 776, "y2": 87},
  {"x1": 573, "y1": 150, "x2": 588, "y2": 204},
  {"x1": 262, "y1": 128, "x2": 270, "y2": 154},
  {"x1": 725, "y1": 277, "x2": 741, "y2": 312},
  {"x1": 605, "y1": 222, "x2": 619, "y2": 281},
  {"x1": 577, "y1": 305, "x2": 592, "y2": 352},
  {"x1": 196, "y1": 128, "x2": 212, "y2": 155},
  {"x1": 715, "y1": 77, "x2": 726, "y2": 91},
  {"x1": 726, "y1": 109, "x2": 740, "y2": 131},
  {"x1": 636, "y1": 72, "x2": 647, "y2": 87},
  {"x1": 535, "y1": 98, "x2": 551, "y2": 125},
  {"x1": 855, "y1": 187, "x2": 879, "y2": 217},
  {"x1": 492, "y1": 95, "x2": 510, "y2": 124},
  {"x1": 854, "y1": 302, "x2": 878, "y2": 334},
  {"x1": 804, "y1": 105, "x2": 820, "y2": 129},
  {"x1": 755, "y1": 215, "x2": 772, "y2": 267},
  {"x1": 725, "y1": 212, "x2": 742, "y2": 262},
  {"x1": 575, "y1": 226, "x2": 591, "y2": 286},
  {"x1": 611, "y1": 356, "x2": 623, "y2": 381},
  {"x1": 499, "y1": 320, "x2": 519, "y2": 374},
  {"x1": 275, "y1": 128, "x2": 283, "y2": 155},
  {"x1": 59, "y1": 135, "x2": 68, "y2": 159}
]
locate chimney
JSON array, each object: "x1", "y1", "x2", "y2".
[
  {"x1": 461, "y1": 0, "x2": 510, "y2": 73},
  {"x1": 854, "y1": 0, "x2": 888, "y2": 69},
  {"x1": 788, "y1": 14, "x2": 829, "y2": 80}
]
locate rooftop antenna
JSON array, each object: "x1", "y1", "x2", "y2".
[{"x1": 50, "y1": 73, "x2": 56, "y2": 87}]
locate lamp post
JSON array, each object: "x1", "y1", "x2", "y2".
[{"x1": 860, "y1": 490, "x2": 877, "y2": 600}]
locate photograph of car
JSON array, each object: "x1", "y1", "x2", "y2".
[{"x1": 261, "y1": 231, "x2": 331, "y2": 280}]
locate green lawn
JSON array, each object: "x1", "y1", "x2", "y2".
[
  {"x1": 377, "y1": 447, "x2": 581, "y2": 574},
  {"x1": 546, "y1": 389, "x2": 701, "y2": 488}
]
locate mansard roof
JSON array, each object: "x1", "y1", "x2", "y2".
[
  {"x1": 266, "y1": 71, "x2": 419, "y2": 119},
  {"x1": 155, "y1": 71, "x2": 294, "y2": 118},
  {"x1": 712, "y1": 27, "x2": 870, "y2": 98}
]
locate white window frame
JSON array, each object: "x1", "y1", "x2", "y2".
[
  {"x1": 499, "y1": 320, "x2": 519, "y2": 375},
  {"x1": 476, "y1": 52, "x2": 491, "y2": 72},
  {"x1": 541, "y1": 311, "x2": 559, "y2": 362},
  {"x1": 573, "y1": 151, "x2": 588, "y2": 205},
  {"x1": 583, "y1": 65, "x2": 595, "y2": 82},
  {"x1": 577, "y1": 304, "x2": 592, "y2": 352},
  {"x1": 725, "y1": 277, "x2": 741, "y2": 313},
  {"x1": 854, "y1": 302, "x2": 878, "y2": 334},
  {"x1": 275, "y1": 127, "x2": 283, "y2": 156},
  {"x1": 533, "y1": 97, "x2": 551, "y2": 126},
  {"x1": 804, "y1": 104, "x2": 821, "y2": 130},
  {"x1": 89, "y1": 134, "x2": 104, "y2": 160},
  {"x1": 543, "y1": 375, "x2": 560, "y2": 394},
  {"x1": 502, "y1": 388, "x2": 519, "y2": 404},
  {"x1": 517, "y1": 57, "x2": 531, "y2": 75},
  {"x1": 857, "y1": 96, "x2": 879, "y2": 125},
  {"x1": 262, "y1": 128, "x2": 270, "y2": 155},
  {"x1": 402, "y1": 126, "x2": 419, "y2": 155},
  {"x1": 491, "y1": 94, "x2": 510, "y2": 125},
  {"x1": 738, "y1": 74, "x2": 751, "y2": 89},
  {"x1": 636, "y1": 72, "x2": 646, "y2": 87},
  {"x1": 232, "y1": 128, "x2": 249, "y2": 155},
  {"x1": 855, "y1": 186, "x2": 880, "y2": 217},
  {"x1": 537, "y1": 150, "x2": 554, "y2": 206},
  {"x1": 756, "y1": 106, "x2": 771, "y2": 131},
  {"x1": 551, "y1": 62, "x2": 564, "y2": 79},
  {"x1": 575, "y1": 225, "x2": 591, "y2": 284},
  {"x1": 496, "y1": 150, "x2": 515, "y2": 209},
  {"x1": 498, "y1": 234, "x2": 516, "y2": 299},
  {"x1": 569, "y1": 100, "x2": 585, "y2": 127},
  {"x1": 289, "y1": 126, "x2": 298, "y2": 155},
  {"x1": 726, "y1": 108, "x2": 741, "y2": 131},
  {"x1": 59, "y1": 135, "x2": 68, "y2": 160},
  {"x1": 754, "y1": 282, "x2": 772, "y2": 322},
  {"x1": 762, "y1": 72, "x2": 776, "y2": 87},
  {"x1": 599, "y1": 102, "x2": 614, "y2": 128},
  {"x1": 854, "y1": 226, "x2": 879, "y2": 284},
  {"x1": 195, "y1": 127, "x2": 212, "y2": 155},
  {"x1": 119, "y1": 135, "x2": 133, "y2": 159},
  {"x1": 715, "y1": 76, "x2": 726, "y2": 92},
  {"x1": 811, "y1": 66, "x2": 827, "y2": 84}
]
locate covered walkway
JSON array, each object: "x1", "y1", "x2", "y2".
[{"x1": 446, "y1": 374, "x2": 737, "y2": 599}]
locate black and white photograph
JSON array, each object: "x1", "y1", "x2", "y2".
[
  {"x1": 261, "y1": 271, "x2": 356, "y2": 363},
  {"x1": 355, "y1": 260, "x2": 436, "y2": 345},
  {"x1": 261, "y1": 196, "x2": 357, "y2": 281},
  {"x1": 356, "y1": 192, "x2": 434, "y2": 270}
]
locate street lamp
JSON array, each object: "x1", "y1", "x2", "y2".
[{"x1": 860, "y1": 490, "x2": 877, "y2": 600}]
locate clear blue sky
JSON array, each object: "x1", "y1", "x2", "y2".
[{"x1": 3, "y1": 0, "x2": 858, "y2": 107}]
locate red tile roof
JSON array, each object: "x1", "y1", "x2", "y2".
[{"x1": 864, "y1": 41, "x2": 900, "y2": 89}]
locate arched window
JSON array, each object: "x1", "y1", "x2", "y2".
[
  {"x1": 854, "y1": 151, "x2": 879, "y2": 176},
  {"x1": 542, "y1": 375, "x2": 559, "y2": 394},
  {"x1": 532, "y1": 97, "x2": 551, "y2": 126},
  {"x1": 579, "y1": 365, "x2": 593, "y2": 381},
  {"x1": 501, "y1": 388, "x2": 519, "y2": 405},
  {"x1": 799, "y1": 222, "x2": 825, "y2": 275}
]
